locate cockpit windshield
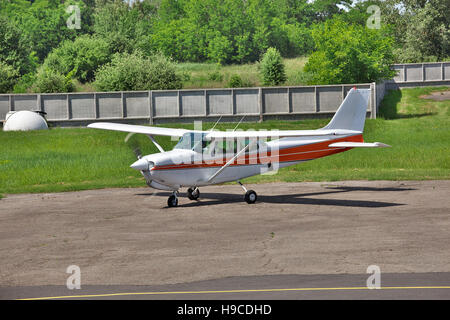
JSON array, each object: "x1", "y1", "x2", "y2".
[{"x1": 174, "y1": 132, "x2": 210, "y2": 151}]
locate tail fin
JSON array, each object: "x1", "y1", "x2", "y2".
[{"x1": 322, "y1": 88, "x2": 370, "y2": 132}]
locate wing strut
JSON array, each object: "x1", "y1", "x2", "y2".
[
  {"x1": 148, "y1": 135, "x2": 164, "y2": 152},
  {"x1": 207, "y1": 140, "x2": 255, "y2": 183}
]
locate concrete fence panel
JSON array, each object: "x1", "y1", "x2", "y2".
[
  {"x1": 405, "y1": 64, "x2": 423, "y2": 82},
  {"x1": 207, "y1": 90, "x2": 233, "y2": 115},
  {"x1": 13, "y1": 95, "x2": 38, "y2": 112},
  {"x1": 97, "y1": 92, "x2": 122, "y2": 119},
  {"x1": 180, "y1": 90, "x2": 205, "y2": 116},
  {"x1": 153, "y1": 91, "x2": 178, "y2": 118},
  {"x1": 70, "y1": 93, "x2": 96, "y2": 120},
  {"x1": 290, "y1": 87, "x2": 315, "y2": 113},
  {"x1": 124, "y1": 92, "x2": 149, "y2": 118},
  {"x1": 316, "y1": 86, "x2": 342, "y2": 112},
  {"x1": 444, "y1": 62, "x2": 450, "y2": 80},
  {"x1": 0, "y1": 96, "x2": 9, "y2": 120},
  {"x1": 424, "y1": 63, "x2": 442, "y2": 81},
  {"x1": 234, "y1": 89, "x2": 259, "y2": 115},
  {"x1": 42, "y1": 94, "x2": 68, "y2": 120},
  {"x1": 263, "y1": 88, "x2": 289, "y2": 114}
]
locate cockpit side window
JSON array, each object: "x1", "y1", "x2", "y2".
[{"x1": 174, "y1": 132, "x2": 211, "y2": 151}]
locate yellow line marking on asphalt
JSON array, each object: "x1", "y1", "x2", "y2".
[{"x1": 18, "y1": 286, "x2": 450, "y2": 300}]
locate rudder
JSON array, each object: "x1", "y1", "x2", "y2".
[{"x1": 322, "y1": 88, "x2": 370, "y2": 132}]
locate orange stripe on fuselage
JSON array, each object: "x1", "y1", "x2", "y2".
[{"x1": 152, "y1": 134, "x2": 363, "y2": 171}]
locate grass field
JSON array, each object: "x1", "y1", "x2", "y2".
[
  {"x1": 0, "y1": 86, "x2": 449, "y2": 195},
  {"x1": 177, "y1": 57, "x2": 308, "y2": 88},
  {"x1": 72, "y1": 57, "x2": 309, "y2": 92}
]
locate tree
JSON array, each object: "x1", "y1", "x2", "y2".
[
  {"x1": 397, "y1": 0, "x2": 449, "y2": 62},
  {"x1": 0, "y1": 62, "x2": 20, "y2": 93},
  {"x1": 43, "y1": 35, "x2": 111, "y2": 83},
  {"x1": 0, "y1": 16, "x2": 32, "y2": 75},
  {"x1": 260, "y1": 47, "x2": 287, "y2": 86},
  {"x1": 304, "y1": 18, "x2": 396, "y2": 84},
  {"x1": 0, "y1": 0, "x2": 83, "y2": 62},
  {"x1": 94, "y1": 51, "x2": 182, "y2": 91},
  {"x1": 93, "y1": 0, "x2": 155, "y2": 55}
]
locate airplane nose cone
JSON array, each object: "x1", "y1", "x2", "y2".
[{"x1": 130, "y1": 158, "x2": 149, "y2": 171}]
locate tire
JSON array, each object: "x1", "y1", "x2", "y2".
[
  {"x1": 187, "y1": 187, "x2": 200, "y2": 200},
  {"x1": 244, "y1": 190, "x2": 257, "y2": 204},
  {"x1": 168, "y1": 195, "x2": 178, "y2": 207}
]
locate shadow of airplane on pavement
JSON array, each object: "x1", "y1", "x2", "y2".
[{"x1": 136, "y1": 185, "x2": 415, "y2": 209}]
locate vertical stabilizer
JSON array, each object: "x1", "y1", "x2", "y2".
[{"x1": 323, "y1": 88, "x2": 370, "y2": 132}]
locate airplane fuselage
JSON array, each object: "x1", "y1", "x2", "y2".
[{"x1": 142, "y1": 133, "x2": 363, "y2": 190}]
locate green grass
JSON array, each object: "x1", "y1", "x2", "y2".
[
  {"x1": 72, "y1": 57, "x2": 309, "y2": 92},
  {"x1": 177, "y1": 57, "x2": 308, "y2": 89},
  {"x1": 0, "y1": 86, "x2": 449, "y2": 194}
]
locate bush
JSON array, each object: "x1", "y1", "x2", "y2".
[
  {"x1": 260, "y1": 47, "x2": 286, "y2": 86},
  {"x1": 43, "y1": 35, "x2": 111, "y2": 83},
  {"x1": 0, "y1": 61, "x2": 19, "y2": 93},
  {"x1": 227, "y1": 74, "x2": 243, "y2": 88},
  {"x1": 94, "y1": 51, "x2": 182, "y2": 91},
  {"x1": 31, "y1": 68, "x2": 74, "y2": 93},
  {"x1": 208, "y1": 70, "x2": 223, "y2": 82}
]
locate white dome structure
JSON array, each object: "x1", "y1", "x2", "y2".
[{"x1": 3, "y1": 110, "x2": 48, "y2": 131}]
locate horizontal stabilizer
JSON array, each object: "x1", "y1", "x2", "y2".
[{"x1": 329, "y1": 142, "x2": 391, "y2": 148}]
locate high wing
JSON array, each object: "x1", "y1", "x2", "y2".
[
  {"x1": 88, "y1": 122, "x2": 361, "y2": 139},
  {"x1": 87, "y1": 122, "x2": 194, "y2": 137},
  {"x1": 205, "y1": 129, "x2": 361, "y2": 139}
]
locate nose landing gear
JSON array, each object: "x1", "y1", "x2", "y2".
[
  {"x1": 167, "y1": 191, "x2": 179, "y2": 207},
  {"x1": 238, "y1": 181, "x2": 257, "y2": 204}
]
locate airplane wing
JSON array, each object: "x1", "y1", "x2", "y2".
[
  {"x1": 328, "y1": 142, "x2": 391, "y2": 148},
  {"x1": 88, "y1": 123, "x2": 361, "y2": 139},
  {"x1": 205, "y1": 129, "x2": 361, "y2": 139},
  {"x1": 87, "y1": 122, "x2": 192, "y2": 137}
]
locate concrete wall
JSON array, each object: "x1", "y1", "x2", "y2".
[
  {"x1": 2, "y1": 61, "x2": 448, "y2": 125},
  {"x1": 387, "y1": 61, "x2": 450, "y2": 89},
  {"x1": 0, "y1": 83, "x2": 376, "y2": 125}
]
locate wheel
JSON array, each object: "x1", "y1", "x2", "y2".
[
  {"x1": 244, "y1": 190, "x2": 257, "y2": 204},
  {"x1": 167, "y1": 195, "x2": 178, "y2": 207},
  {"x1": 187, "y1": 187, "x2": 200, "y2": 200}
]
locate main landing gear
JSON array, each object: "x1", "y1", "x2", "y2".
[
  {"x1": 167, "y1": 183, "x2": 257, "y2": 207},
  {"x1": 167, "y1": 188, "x2": 200, "y2": 207},
  {"x1": 187, "y1": 187, "x2": 200, "y2": 200},
  {"x1": 238, "y1": 181, "x2": 257, "y2": 204}
]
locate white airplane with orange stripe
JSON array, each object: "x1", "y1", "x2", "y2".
[{"x1": 88, "y1": 88, "x2": 390, "y2": 207}]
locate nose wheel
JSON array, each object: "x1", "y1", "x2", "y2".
[
  {"x1": 167, "y1": 191, "x2": 179, "y2": 207},
  {"x1": 238, "y1": 181, "x2": 257, "y2": 204}
]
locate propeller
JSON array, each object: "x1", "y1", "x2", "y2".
[{"x1": 124, "y1": 133, "x2": 151, "y2": 172}]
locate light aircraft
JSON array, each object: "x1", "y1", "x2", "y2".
[{"x1": 88, "y1": 88, "x2": 390, "y2": 207}]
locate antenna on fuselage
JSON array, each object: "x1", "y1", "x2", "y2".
[
  {"x1": 209, "y1": 115, "x2": 223, "y2": 132},
  {"x1": 233, "y1": 115, "x2": 246, "y2": 132}
]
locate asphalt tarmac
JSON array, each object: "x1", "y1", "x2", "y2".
[{"x1": 1, "y1": 180, "x2": 449, "y2": 300}]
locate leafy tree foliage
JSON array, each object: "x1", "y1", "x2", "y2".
[
  {"x1": 260, "y1": 47, "x2": 287, "y2": 86},
  {"x1": 0, "y1": 62, "x2": 20, "y2": 93},
  {"x1": 152, "y1": 0, "x2": 317, "y2": 64},
  {"x1": 93, "y1": 0, "x2": 156, "y2": 54},
  {"x1": 0, "y1": 0, "x2": 85, "y2": 63},
  {"x1": 94, "y1": 51, "x2": 182, "y2": 91},
  {"x1": 0, "y1": 16, "x2": 33, "y2": 75},
  {"x1": 43, "y1": 35, "x2": 111, "y2": 83},
  {"x1": 304, "y1": 18, "x2": 396, "y2": 84},
  {"x1": 31, "y1": 67, "x2": 75, "y2": 93}
]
